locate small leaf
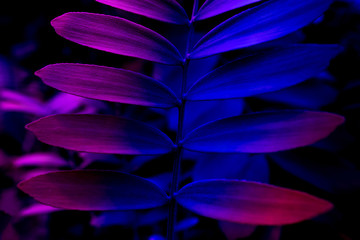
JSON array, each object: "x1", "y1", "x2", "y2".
[
  {"x1": 18, "y1": 170, "x2": 169, "y2": 211},
  {"x1": 96, "y1": 0, "x2": 189, "y2": 24},
  {"x1": 51, "y1": 12, "x2": 183, "y2": 64},
  {"x1": 182, "y1": 111, "x2": 344, "y2": 153},
  {"x1": 186, "y1": 45, "x2": 341, "y2": 101},
  {"x1": 194, "y1": 0, "x2": 261, "y2": 21},
  {"x1": 190, "y1": 0, "x2": 333, "y2": 58},
  {"x1": 175, "y1": 180, "x2": 333, "y2": 225},
  {"x1": 20, "y1": 203, "x2": 62, "y2": 217},
  {"x1": 26, "y1": 114, "x2": 175, "y2": 155},
  {"x1": 36, "y1": 64, "x2": 179, "y2": 108}
]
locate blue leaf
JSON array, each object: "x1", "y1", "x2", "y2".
[
  {"x1": 182, "y1": 111, "x2": 344, "y2": 153},
  {"x1": 194, "y1": 0, "x2": 262, "y2": 21},
  {"x1": 186, "y1": 45, "x2": 341, "y2": 101},
  {"x1": 190, "y1": 0, "x2": 333, "y2": 58}
]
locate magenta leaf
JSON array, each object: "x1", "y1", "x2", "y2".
[
  {"x1": 14, "y1": 152, "x2": 69, "y2": 168},
  {"x1": 18, "y1": 170, "x2": 169, "y2": 211},
  {"x1": 186, "y1": 45, "x2": 341, "y2": 100},
  {"x1": 175, "y1": 180, "x2": 333, "y2": 225},
  {"x1": 96, "y1": 0, "x2": 189, "y2": 24},
  {"x1": 194, "y1": 0, "x2": 261, "y2": 21},
  {"x1": 190, "y1": 0, "x2": 333, "y2": 58},
  {"x1": 36, "y1": 64, "x2": 180, "y2": 108},
  {"x1": 51, "y1": 12, "x2": 183, "y2": 64},
  {"x1": 26, "y1": 114, "x2": 175, "y2": 155},
  {"x1": 20, "y1": 203, "x2": 62, "y2": 217},
  {"x1": 182, "y1": 111, "x2": 344, "y2": 153}
]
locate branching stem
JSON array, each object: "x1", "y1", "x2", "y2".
[{"x1": 166, "y1": 1, "x2": 198, "y2": 239}]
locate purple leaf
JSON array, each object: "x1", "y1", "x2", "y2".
[
  {"x1": 182, "y1": 111, "x2": 344, "y2": 153},
  {"x1": 186, "y1": 45, "x2": 341, "y2": 100},
  {"x1": 190, "y1": 0, "x2": 333, "y2": 58},
  {"x1": 36, "y1": 64, "x2": 179, "y2": 108},
  {"x1": 14, "y1": 152, "x2": 69, "y2": 168},
  {"x1": 194, "y1": 0, "x2": 261, "y2": 21},
  {"x1": 20, "y1": 203, "x2": 62, "y2": 217},
  {"x1": 18, "y1": 170, "x2": 169, "y2": 211},
  {"x1": 175, "y1": 180, "x2": 333, "y2": 225},
  {"x1": 26, "y1": 114, "x2": 175, "y2": 155},
  {"x1": 51, "y1": 12, "x2": 183, "y2": 64},
  {"x1": 96, "y1": 0, "x2": 189, "y2": 24}
]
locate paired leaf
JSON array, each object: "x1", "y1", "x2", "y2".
[
  {"x1": 18, "y1": 170, "x2": 169, "y2": 211},
  {"x1": 51, "y1": 12, "x2": 183, "y2": 64},
  {"x1": 26, "y1": 114, "x2": 175, "y2": 155},
  {"x1": 36, "y1": 64, "x2": 179, "y2": 108},
  {"x1": 194, "y1": 0, "x2": 261, "y2": 21},
  {"x1": 96, "y1": 0, "x2": 189, "y2": 24},
  {"x1": 182, "y1": 111, "x2": 344, "y2": 153},
  {"x1": 186, "y1": 45, "x2": 341, "y2": 101},
  {"x1": 190, "y1": 0, "x2": 333, "y2": 58},
  {"x1": 175, "y1": 180, "x2": 333, "y2": 225}
]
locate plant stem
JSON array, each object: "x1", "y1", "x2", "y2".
[{"x1": 166, "y1": 1, "x2": 198, "y2": 239}]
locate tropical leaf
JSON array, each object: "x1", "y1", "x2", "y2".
[
  {"x1": 182, "y1": 111, "x2": 344, "y2": 153},
  {"x1": 96, "y1": 0, "x2": 189, "y2": 24},
  {"x1": 186, "y1": 45, "x2": 341, "y2": 101},
  {"x1": 36, "y1": 63, "x2": 180, "y2": 108},
  {"x1": 26, "y1": 114, "x2": 175, "y2": 155},
  {"x1": 190, "y1": 0, "x2": 333, "y2": 58},
  {"x1": 18, "y1": 170, "x2": 169, "y2": 210},
  {"x1": 175, "y1": 180, "x2": 333, "y2": 225},
  {"x1": 51, "y1": 12, "x2": 183, "y2": 64}
]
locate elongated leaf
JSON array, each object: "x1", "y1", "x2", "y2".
[
  {"x1": 186, "y1": 45, "x2": 341, "y2": 100},
  {"x1": 51, "y1": 12, "x2": 183, "y2": 64},
  {"x1": 18, "y1": 170, "x2": 169, "y2": 210},
  {"x1": 14, "y1": 152, "x2": 69, "y2": 168},
  {"x1": 26, "y1": 114, "x2": 175, "y2": 155},
  {"x1": 175, "y1": 180, "x2": 333, "y2": 225},
  {"x1": 194, "y1": 0, "x2": 261, "y2": 21},
  {"x1": 36, "y1": 64, "x2": 179, "y2": 108},
  {"x1": 20, "y1": 203, "x2": 62, "y2": 217},
  {"x1": 182, "y1": 111, "x2": 344, "y2": 153},
  {"x1": 190, "y1": 0, "x2": 333, "y2": 58},
  {"x1": 96, "y1": 0, "x2": 189, "y2": 24}
]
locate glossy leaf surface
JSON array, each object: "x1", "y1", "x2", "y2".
[
  {"x1": 36, "y1": 64, "x2": 179, "y2": 108},
  {"x1": 51, "y1": 12, "x2": 183, "y2": 64},
  {"x1": 190, "y1": 0, "x2": 333, "y2": 58},
  {"x1": 183, "y1": 111, "x2": 344, "y2": 153},
  {"x1": 26, "y1": 114, "x2": 174, "y2": 155},
  {"x1": 194, "y1": 0, "x2": 261, "y2": 20},
  {"x1": 18, "y1": 170, "x2": 169, "y2": 210},
  {"x1": 96, "y1": 0, "x2": 189, "y2": 24},
  {"x1": 175, "y1": 180, "x2": 333, "y2": 225},
  {"x1": 186, "y1": 45, "x2": 340, "y2": 100}
]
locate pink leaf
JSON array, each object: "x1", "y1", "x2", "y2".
[
  {"x1": 36, "y1": 64, "x2": 179, "y2": 108},
  {"x1": 175, "y1": 180, "x2": 333, "y2": 225},
  {"x1": 18, "y1": 170, "x2": 169, "y2": 211},
  {"x1": 26, "y1": 114, "x2": 175, "y2": 155},
  {"x1": 51, "y1": 12, "x2": 183, "y2": 64},
  {"x1": 96, "y1": 0, "x2": 189, "y2": 24}
]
